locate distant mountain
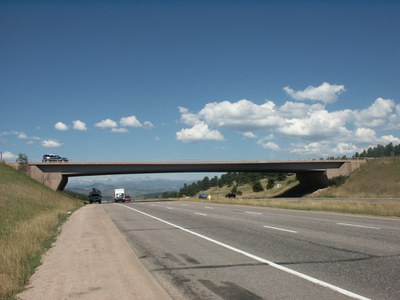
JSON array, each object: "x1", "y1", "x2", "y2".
[{"x1": 66, "y1": 175, "x2": 187, "y2": 199}]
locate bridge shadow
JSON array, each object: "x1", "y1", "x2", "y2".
[{"x1": 273, "y1": 184, "x2": 318, "y2": 198}]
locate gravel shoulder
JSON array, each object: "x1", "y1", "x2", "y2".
[{"x1": 17, "y1": 204, "x2": 171, "y2": 300}]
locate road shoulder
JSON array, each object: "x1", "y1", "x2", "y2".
[{"x1": 17, "y1": 204, "x2": 171, "y2": 300}]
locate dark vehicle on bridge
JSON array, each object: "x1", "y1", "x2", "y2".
[
  {"x1": 88, "y1": 188, "x2": 102, "y2": 204},
  {"x1": 42, "y1": 154, "x2": 68, "y2": 162}
]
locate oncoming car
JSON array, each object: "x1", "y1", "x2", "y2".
[
  {"x1": 198, "y1": 193, "x2": 209, "y2": 199},
  {"x1": 42, "y1": 154, "x2": 69, "y2": 162}
]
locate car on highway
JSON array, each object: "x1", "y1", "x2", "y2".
[
  {"x1": 42, "y1": 154, "x2": 69, "y2": 162},
  {"x1": 123, "y1": 195, "x2": 133, "y2": 202},
  {"x1": 198, "y1": 193, "x2": 209, "y2": 199}
]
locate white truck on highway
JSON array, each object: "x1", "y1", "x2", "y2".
[{"x1": 114, "y1": 188, "x2": 125, "y2": 202}]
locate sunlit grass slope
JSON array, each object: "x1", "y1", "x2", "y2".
[
  {"x1": 316, "y1": 157, "x2": 400, "y2": 198},
  {"x1": 0, "y1": 163, "x2": 82, "y2": 299}
]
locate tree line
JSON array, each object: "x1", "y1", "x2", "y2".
[{"x1": 161, "y1": 172, "x2": 288, "y2": 198}]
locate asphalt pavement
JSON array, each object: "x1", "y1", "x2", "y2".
[{"x1": 103, "y1": 201, "x2": 400, "y2": 300}]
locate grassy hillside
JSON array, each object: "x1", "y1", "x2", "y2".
[
  {"x1": 182, "y1": 159, "x2": 400, "y2": 217},
  {"x1": 196, "y1": 175, "x2": 299, "y2": 200},
  {"x1": 0, "y1": 163, "x2": 82, "y2": 299},
  {"x1": 314, "y1": 157, "x2": 400, "y2": 198}
]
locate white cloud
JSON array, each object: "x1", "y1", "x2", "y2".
[
  {"x1": 355, "y1": 98, "x2": 395, "y2": 128},
  {"x1": 176, "y1": 122, "x2": 224, "y2": 143},
  {"x1": 332, "y1": 143, "x2": 360, "y2": 155},
  {"x1": 73, "y1": 120, "x2": 87, "y2": 131},
  {"x1": 18, "y1": 131, "x2": 27, "y2": 139},
  {"x1": 55, "y1": 122, "x2": 69, "y2": 131},
  {"x1": 1, "y1": 151, "x2": 17, "y2": 161},
  {"x1": 143, "y1": 121, "x2": 154, "y2": 129},
  {"x1": 354, "y1": 128, "x2": 377, "y2": 143},
  {"x1": 198, "y1": 99, "x2": 282, "y2": 130},
  {"x1": 279, "y1": 109, "x2": 352, "y2": 138},
  {"x1": 42, "y1": 140, "x2": 62, "y2": 148},
  {"x1": 111, "y1": 128, "x2": 129, "y2": 133},
  {"x1": 242, "y1": 131, "x2": 257, "y2": 139},
  {"x1": 283, "y1": 82, "x2": 346, "y2": 103},
  {"x1": 261, "y1": 142, "x2": 280, "y2": 151},
  {"x1": 179, "y1": 106, "x2": 201, "y2": 126},
  {"x1": 95, "y1": 119, "x2": 117, "y2": 129},
  {"x1": 120, "y1": 116, "x2": 142, "y2": 128},
  {"x1": 380, "y1": 135, "x2": 400, "y2": 145}
]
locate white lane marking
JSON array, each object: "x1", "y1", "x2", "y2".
[
  {"x1": 118, "y1": 204, "x2": 370, "y2": 300},
  {"x1": 245, "y1": 211, "x2": 262, "y2": 215},
  {"x1": 195, "y1": 212, "x2": 207, "y2": 216},
  {"x1": 264, "y1": 225, "x2": 297, "y2": 234},
  {"x1": 150, "y1": 204, "x2": 156, "y2": 206},
  {"x1": 166, "y1": 207, "x2": 174, "y2": 210},
  {"x1": 204, "y1": 206, "x2": 213, "y2": 209},
  {"x1": 181, "y1": 204, "x2": 188, "y2": 206},
  {"x1": 337, "y1": 223, "x2": 380, "y2": 230}
]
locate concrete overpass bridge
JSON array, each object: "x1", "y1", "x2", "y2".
[{"x1": 29, "y1": 160, "x2": 365, "y2": 191}]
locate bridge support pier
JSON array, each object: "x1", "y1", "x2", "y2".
[{"x1": 29, "y1": 165, "x2": 68, "y2": 191}]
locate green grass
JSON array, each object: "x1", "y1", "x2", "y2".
[{"x1": 0, "y1": 163, "x2": 83, "y2": 300}]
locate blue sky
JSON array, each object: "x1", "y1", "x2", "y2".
[{"x1": 1, "y1": 1, "x2": 400, "y2": 174}]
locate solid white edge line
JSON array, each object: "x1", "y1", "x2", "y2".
[
  {"x1": 264, "y1": 225, "x2": 297, "y2": 233},
  {"x1": 337, "y1": 223, "x2": 380, "y2": 230},
  {"x1": 117, "y1": 204, "x2": 370, "y2": 300}
]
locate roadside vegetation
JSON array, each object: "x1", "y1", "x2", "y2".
[{"x1": 0, "y1": 163, "x2": 82, "y2": 299}]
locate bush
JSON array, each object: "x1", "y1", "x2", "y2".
[
  {"x1": 328, "y1": 175, "x2": 348, "y2": 187},
  {"x1": 252, "y1": 180, "x2": 264, "y2": 192}
]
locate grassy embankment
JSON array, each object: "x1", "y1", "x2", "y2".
[
  {"x1": 184, "y1": 158, "x2": 400, "y2": 217},
  {"x1": 0, "y1": 163, "x2": 83, "y2": 300}
]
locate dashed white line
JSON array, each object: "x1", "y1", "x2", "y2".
[
  {"x1": 204, "y1": 206, "x2": 214, "y2": 209},
  {"x1": 337, "y1": 223, "x2": 380, "y2": 230},
  {"x1": 245, "y1": 211, "x2": 262, "y2": 215},
  {"x1": 118, "y1": 203, "x2": 369, "y2": 300},
  {"x1": 166, "y1": 207, "x2": 174, "y2": 210},
  {"x1": 264, "y1": 225, "x2": 297, "y2": 233},
  {"x1": 180, "y1": 204, "x2": 188, "y2": 206},
  {"x1": 195, "y1": 212, "x2": 207, "y2": 216}
]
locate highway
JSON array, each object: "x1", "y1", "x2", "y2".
[{"x1": 103, "y1": 201, "x2": 400, "y2": 300}]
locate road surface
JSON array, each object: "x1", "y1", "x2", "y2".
[{"x1": 104, "y1": 200, "x2": 400, "y2": 300}]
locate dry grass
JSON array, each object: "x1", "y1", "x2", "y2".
[
  {"x1": 183, "y1": 197, "x2": 400, "y2": 217},
  {"x1": 315, "y1": 157, "x2": 400, "y2": 198},
  {"x1": 0, "y1": 163, "x2": 82, "y2": 299}
]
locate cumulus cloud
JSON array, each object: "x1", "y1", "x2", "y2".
[
  {"x1": 42, "y1": 140, "x2": 62, "y2": 148},
  {"x1": 355, "y1": 98, "x2": 395, "y2": 128},
  {"x1": 55, "y1": 122, "x2": 68, "y2": 131},
  {"x1": 95, "y1": 119, "x2": 117, "y2": 129},
  {"x1": 176, "y1": 122, "x2": 224, "y2": 143},
  {"x1": 261, "y1": 142, "x2": 280, "y2": 151},
  {"x1": 176, "y1": 83, "x2": 400, "y2": 158},
  {"x1": 120, "y1": 116, "x2": 142, "y2": 127},
  {"x1": 73, "y1": 120, "x2": 87, "y2": 131},
  {"x1": 1, "y1": 151, "x2": 17, "y2": 161},
  {"x1": 283, "y1": 82, "x2": 346, "y2": 103}
]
